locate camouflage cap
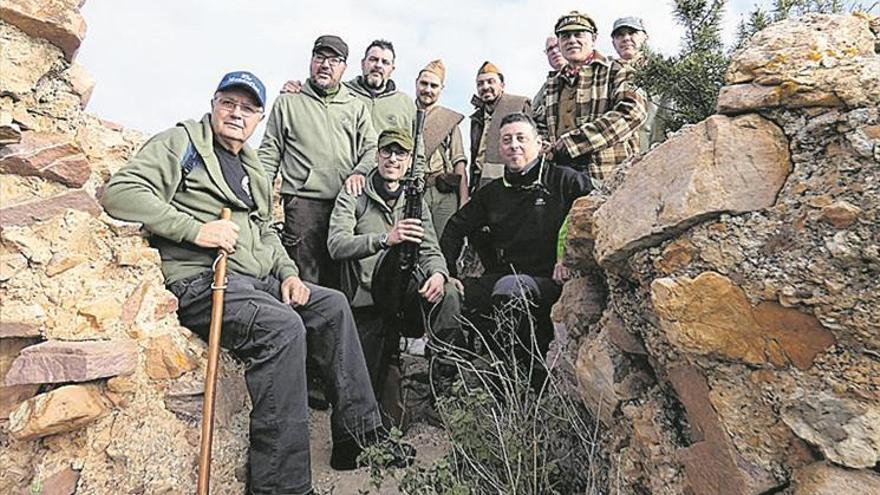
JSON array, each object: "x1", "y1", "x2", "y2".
[
  {"x1": 554, "y1": 11, "x2": 597, "y2": 35},
  {"x1": 378, "y1": 128, "x2": 414, "y2": 152}
]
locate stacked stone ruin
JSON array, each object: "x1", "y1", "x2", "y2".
[{"x1": 1, "y1": 2, "x2": 249, "y2": 493}]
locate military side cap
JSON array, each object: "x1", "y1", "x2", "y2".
[
  {"x1": 313, "y1": 34, "x2": 349, "y2": 60},
  {"x1": 612, "y1": 16, "x2": 646, "y2": 35},
  {"x1": 378, "y1": 128, "x2": 414, "y2": 152},
  {"x1": 477, "y1": 61, "x2": 501, "y2": 76},
  {"x1": 554, "y1": 11, "x2": 597, "y2": 34},
  {"x1": 420, "y1": 59, "x2": 446, "y2": 83}
]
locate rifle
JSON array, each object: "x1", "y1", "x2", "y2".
[
  {"x1": 371, "y1": 109, "x2": 427, "y2": 338},
  {"x1": 399, "y1": 108, "x2": 426, "y2": 277}
]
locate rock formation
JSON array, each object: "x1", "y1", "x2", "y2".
[
  {"x1": 0, "y1": 2, "x2": 249, "y2": 494},
  {"x1": 555, "y1": 12, "x2": 880, "y2": 494},
  {"x1": 2, "y1": 3, "x2": 878, "y2": 494}
]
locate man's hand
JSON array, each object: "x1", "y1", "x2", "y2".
[
  {"x1": 554, "y1": 139, "x2": 568, "y2": 156},
  {"x1": 449, "y1": 277, "x2": 465, "y2": 295},
  {"x1": 194, "y1": 220, "x2": 239, "y2": 253},
  {"x1": 344, "y1": 174, "x2": 366, "y2": 196},
  {"x1": 419, "y1": 273, "x2": 446, "y2": 304},
  {"x1": 281, "y1": 276, "x2": 310, "y2": 307},
  {"x1": 280, "y1": 80, "x2": 303, "y2": 94},
  {"x1": 387, "y1": 218, "x2": 424, "y2": 246},
  {"x1": 552, "y1": 261, "x2": 571, "y2": 284}
]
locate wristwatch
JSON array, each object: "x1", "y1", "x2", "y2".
[{"x1": 379, "y1": 232, "x2": 389, "y2": 248}]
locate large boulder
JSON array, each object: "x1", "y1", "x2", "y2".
[
  {"x1": 0, "y1": 0, "x2": 86, "y2": 61},
  {"x1": 592, "y1": 114, "x2": 791, "y2": 266},
  {"x1": 720, "y1": 13, "x2": 880, "y2": 113}
]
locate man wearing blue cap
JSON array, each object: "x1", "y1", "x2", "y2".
[{"x1": 103, "y1": 71, "x2": 395, "y2": 494}]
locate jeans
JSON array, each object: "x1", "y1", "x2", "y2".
[{"x1": 168, "y1": 271, "x2": 382, "y2": 494}]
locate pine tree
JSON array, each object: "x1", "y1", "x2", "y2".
[{"x1": 635, "y1": 0, "x2": 730, "y2": 136}]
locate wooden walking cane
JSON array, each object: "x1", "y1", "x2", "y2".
[{"x1": 197, "y1": 207, "x2": 232, "y2": 495}]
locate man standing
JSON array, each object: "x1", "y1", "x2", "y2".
[
  {"x1": 328, "y1": 128, "x2": 464, "y2": 423},
  {"x1": 469, "y1": 61, "x2": 531, "y2": 191},
  {"x1": 531, "y1": 35, "x2": 566, "y2": 124},
  {"x1": 441, "y1": 113, "x2": 591, "y2": 387},
  {"x1": 537, "y1": 11, "x2": 647, "y2": 183},
  {"x1": 259, "y1": 35, "x2": 376, "y2": 289},
  {"x1": 344, "y1": 40, "x2": 417, "y2": 137},
  {"x1": 415, "y1": 59, "x2": 469, "y2": 238},
  {"x1": 611, "y1": 16, "x2": 665, "y2": 151},
  {"x1": 102, "y1": 72, "x2": 388, "y2": 494}
]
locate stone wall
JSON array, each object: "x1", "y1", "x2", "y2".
[
  {"x1": 0, "y1": 2, "x2": 249, "y2": 493},
  {"x1": 555, "y1": 13, "x2": 880, "y2": 495}
]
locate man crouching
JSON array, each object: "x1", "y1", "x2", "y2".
[
  {"x1": 102, "y1": 71, "x2": 405, "y2": 495},
  {"x1": 328, "y1": 128, "x2": 465, "y2": 425}
]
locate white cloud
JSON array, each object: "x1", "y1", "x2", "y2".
[{"x1": 78, "y1": 0, "x2": 773, "y2": 141}]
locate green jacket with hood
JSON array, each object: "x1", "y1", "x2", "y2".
[
  {"x1": 344, "y1": 76, "x2": 416, "y2": 135},
  {"x1": 102, "y1": 114, "x2": 299, "y2": 285},
  {"x1": 258, "y1": 80, "x2": 377, "y2": 200},
  {"x1": 327, "y1": 168, "x2": 447, "y2": 308}
]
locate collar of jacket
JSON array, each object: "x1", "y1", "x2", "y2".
[
  {"x1": 502, "y1": 156, "x2": 545, "y2": 189},
  {"x1": 364, "y1": 167, "x2": 405, "y2": 214},
  {"x1": 301, "y1": 79, "x2": 354, "y2": 103},
  {"x1": 179, "y1": 114, "x2": 271, "y2": 215},
  {"x1": 470, "y1": 93, "x2": 501, "y2": 118},
  {"x1": 347, "y1": 76, "x2": 399, "y2": 98}
]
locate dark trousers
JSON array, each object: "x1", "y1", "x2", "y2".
[
  {"x1": 354, "y1": 280, "x2": 465, "y2": 425},
  {"x1": 282, "y1": 196, "x2": 339, "y2": 289},
  {"x1": 462, "y1": 273, "x2": 561, "y2": 388},
  {"x1": 168, "y1": 272, "x2": 382, "y2": 495}
]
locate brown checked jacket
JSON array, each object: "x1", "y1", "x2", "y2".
[{"x1": 537, "y1": 52, "x2": 646, "y2": 182}]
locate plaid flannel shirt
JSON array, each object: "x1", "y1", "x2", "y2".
[{"x1": 537, "y1": 52, "x2": 647, "y2": 182}]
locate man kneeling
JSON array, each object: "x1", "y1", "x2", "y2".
[
  {"x1": 102, "y1": 72, "x2": 405, "y2": 495},
  {"x1": 328, "y1": 128, "x2": 464, "y2": 424},
  {"x1": 440, "y1": 113, "x2": 592, "y2": 388}
]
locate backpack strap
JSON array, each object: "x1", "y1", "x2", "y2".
[{"x1": 178, "y1": 140, "x2": 203, "y2": 191}]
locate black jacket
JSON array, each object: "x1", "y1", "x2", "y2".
[{"x1": 441, "y1": 159, "x2": 592, "y2": 278}]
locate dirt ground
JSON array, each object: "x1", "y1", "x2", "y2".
[{"x1": 308, "y1": 409, "x2": 449, "y2": 494}]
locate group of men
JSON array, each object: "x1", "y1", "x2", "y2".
[{"x1": 102, "y1": 10, "x2": 653, "y2": 495}]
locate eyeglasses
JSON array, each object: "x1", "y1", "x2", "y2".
[
  {"x1": 378, "y1": 148, "x2": 411, "y2": 159},
  {"x1": 312, "y1": 54, "x2": 346, "y2": 67},
  {"x1": 544, "y1": 45, "x2": 561, "y2": 54},
  {"x1": 214, "y1": 97, "x2": 261, "y2": 117}
]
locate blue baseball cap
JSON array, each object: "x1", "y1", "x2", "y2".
[{"x1": 216, "y1": 71, "x2": 266, "y2": 108}]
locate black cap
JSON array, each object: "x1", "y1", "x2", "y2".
[{"x1": 313, "y1": 35, "x2": 349, "y2": 60}]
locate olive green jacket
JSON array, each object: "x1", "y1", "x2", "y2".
[
  {"x1": 344, "y1": 76, "x2": 416, "y2": 135},
  {"x1": 327, "y1": 168, "x2": 447, "y2": 307},
  {"x1": 258, "y1": 80, "x2": 377, "y2": 200},
  {"x1": 102, "y1": 114, "x2": 299, "y2": 285}
]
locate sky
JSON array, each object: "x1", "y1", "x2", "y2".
[{"x1": 78, "y1": 0, "x2": 774, "y2": 142}]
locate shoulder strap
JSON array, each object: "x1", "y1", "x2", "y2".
[{"x1": 178, "y1": 140, "x2": 204, "y2": 191}]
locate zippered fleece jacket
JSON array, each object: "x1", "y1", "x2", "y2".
[
  {"x1": 102, "y1": 114, "x2": 299, "y2": 285},
  {"x1": 344, "y1": 76, "x2": 416, "y2": 135},
  {"x1": 327, "y1": 168, "x2": 447, "y2": 308},
  {"x1": 259, "y1": 80, "x2": 377, "y2": 200}
]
